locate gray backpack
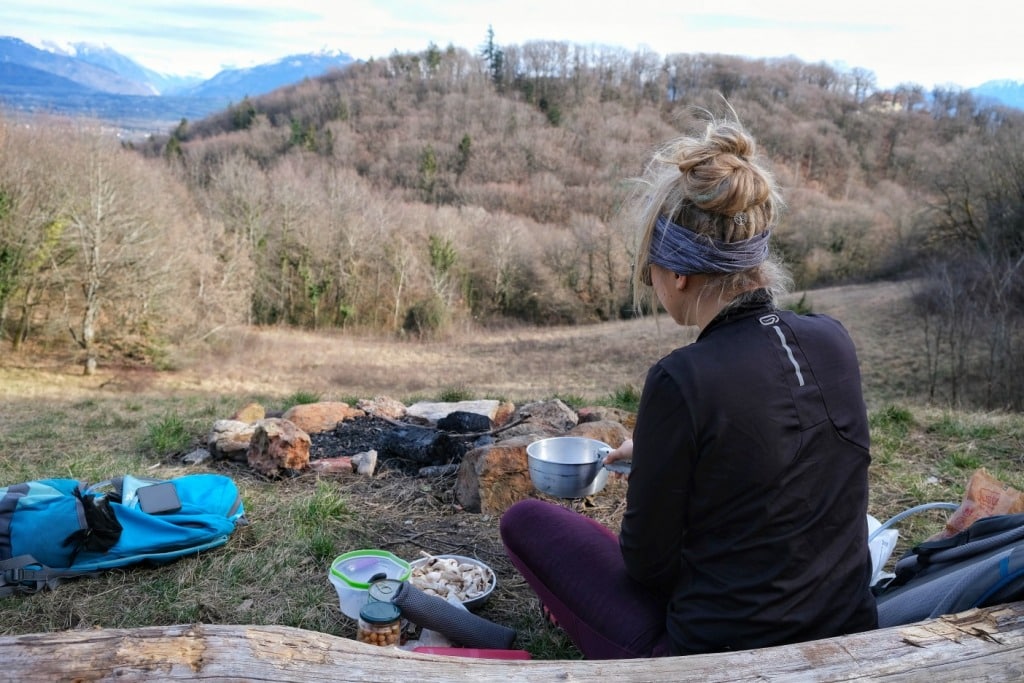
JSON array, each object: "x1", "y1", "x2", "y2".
[{"x1": 874, "y1": 512, "x2": 1024, "y2": 627}]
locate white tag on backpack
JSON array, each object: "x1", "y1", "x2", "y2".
[{"x1": 867, "y1": 514, "x2": 899, "y2": 586}]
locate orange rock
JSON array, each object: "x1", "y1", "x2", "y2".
[
  {"x1": 455, "y1": 435, "x2": 537, "y2": 515},
  {"x1": 492, "y1": 401, "x2": 516, "y2": 427},
  {"x1": 282, "y1": 401, "x2": 365, "y2": 434},
  {"x1": 246, "y1": 418, "x2": 311, "y2": 476},
  {"x1": 567, "y1": 420, "x2": 632, "y2": 448}
]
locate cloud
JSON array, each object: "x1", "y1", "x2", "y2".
[{"x1": 0, "y1": 0, "x2": 1018, "y2": 87}]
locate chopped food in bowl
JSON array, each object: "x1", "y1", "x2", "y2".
[{"x1": 408, "y1": 553, "x2": 496, "y2": 610}]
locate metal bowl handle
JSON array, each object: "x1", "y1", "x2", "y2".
[{"x1": 596, "y1": 446, "x2": 632, "y2": 475}]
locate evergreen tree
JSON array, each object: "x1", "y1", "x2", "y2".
[{"x1": 480, "y1": 25, "x2": 504, "y2": 89}]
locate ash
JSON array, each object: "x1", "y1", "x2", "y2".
[
  {"x1": 309, "y1": 415, "x2": 494, "y2": 477},
  {"x1": 309, "y1": 416, "x2": 395, "y2": 461}
]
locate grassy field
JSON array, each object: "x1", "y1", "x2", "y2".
[{"x1": 1, "y1": 279, "x2": 1022, "y2": 658}]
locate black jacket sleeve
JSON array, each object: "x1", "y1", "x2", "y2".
[{"x1": 619, "y1": 363, "x2": 693, "y2": 591}]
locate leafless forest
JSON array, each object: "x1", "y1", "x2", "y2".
[{"x1": 1, "y1": 40, "x2": 1022, "y2": 407}]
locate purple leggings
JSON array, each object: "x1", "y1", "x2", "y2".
[{"x1": 500, "y1": 498, "x2": 673, "y2": 659}]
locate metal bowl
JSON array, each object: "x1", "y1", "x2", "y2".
[
  {"x1": 408, "y1": 554, "x2": 496, "y2": 610},
  {"x1": 526, "y1": 436, "x2": 613, "y2": 498}
]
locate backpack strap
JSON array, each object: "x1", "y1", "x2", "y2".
[
  {"x1": 916, "y1": 512, "x2": 1024, "y2": 555},
  {"x1": 0, "y1": 555, "x2": 87, "y2": 597},
  {"x1": 903, "y1": 514, "x2": 1024, "y2": 569}
]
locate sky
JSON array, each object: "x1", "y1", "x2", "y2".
[{"x1": 0, "y1": 1, "x2": 1019, "y2": 90}]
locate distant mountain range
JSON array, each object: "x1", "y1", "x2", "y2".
[
  {"x1": 0, "y1": 36, "x2": 356, "y2": 135},
  {"x1": 972, "y1": 80, "x2": 1024, "y2": 111},
  {"x1": 1, "y1": 35, "x2": 1021, "y2": 138}
]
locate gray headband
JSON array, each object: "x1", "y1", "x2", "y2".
[{"x1": 648, "y1": 215, "x2": 771, "y2": 275}]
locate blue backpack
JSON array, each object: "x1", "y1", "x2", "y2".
[{"x1": 0, "y1": 473, "x2": 247, "y2": 596}]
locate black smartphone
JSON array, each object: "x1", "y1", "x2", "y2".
[{"x1": 136, "y1": 482, "x2": 182, "y2": 514}]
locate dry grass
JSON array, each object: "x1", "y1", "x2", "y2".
[
  {"x1": 1, "y1": 279, "x2": 1022, "y2": 659},
  {"x1": 0, "y1": 279, "x2": 923, "y2": 406}
]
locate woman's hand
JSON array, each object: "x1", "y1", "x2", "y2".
[
  {"x1": 605, "y1": 438, "x2": 633, "y2": 463},
  {"x1": 603, "y1": 438, "x2": 633, "y2": 479}
]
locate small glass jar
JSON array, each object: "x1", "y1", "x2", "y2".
[{"x1": 356, "y1": 601, "x2": 402, "y2": 647}]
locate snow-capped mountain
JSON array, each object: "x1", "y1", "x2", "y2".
[
  {"x1": 0, "y1": 36, "x2": 154, "y2": 96},
  {"x1": 175, "y1": 49, "x2": 355, "y2": 101},
  {"x1": 46, "y1": 41, "x2": 203, "y2": 95},
  {"x1": 0, "y1": 36, "x2": 357, "y2": 131}
]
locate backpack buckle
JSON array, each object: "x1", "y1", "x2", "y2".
[{"x1": 3, "y1": 567, "x2": 25, "y2": 583}]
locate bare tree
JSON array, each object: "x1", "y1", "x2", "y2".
[
  {"x1": 849, "y1": 67, "x2": 877, "y2": 104},
  {"x1": 911, "y1": 121, "x2": 1024, "y2": 408},
  {"x1": 55, "y1": 128, "x2": 187, "y2": 373},
  {"x1": 0, "y1": 119, "x2": 74, "y2": 348},
  {"x1": 199, "y1": 152, "x2": 276, "y2": 324}
]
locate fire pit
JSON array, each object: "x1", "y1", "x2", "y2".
[
  {"x1": 309, "y1": 414, "x2": 494, "y2": 477},
  {"x1": 207, "y1": 397, "x2": 633, "y2": 515}
]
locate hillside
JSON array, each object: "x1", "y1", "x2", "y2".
[{"x1": 2, "y1": 41, "x2": 1022, "y2": 410}]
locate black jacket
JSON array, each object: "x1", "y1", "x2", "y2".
[{"x1": 620, "y1": 290, "x2": 878, "y2": 654}]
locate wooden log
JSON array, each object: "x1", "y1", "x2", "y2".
[
  {"x1": 379, "y1": 425, "x2": 459, "y2": 465},
  {"x1": 1, "y1": 602, "x2": 1023, "y2": 682},
  {"x1": 307, "y1": 455, "x2": 354, "y2": 473}
]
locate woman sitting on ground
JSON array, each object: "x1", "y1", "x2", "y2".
[{"x1": 500, "y1": 112, "x2": 878, "y2": 658}]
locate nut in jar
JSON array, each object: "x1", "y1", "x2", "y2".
[{"x1": 356, "y1": 601, "x2": 402, "y2": 647}]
